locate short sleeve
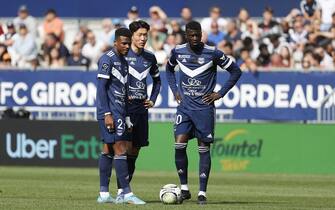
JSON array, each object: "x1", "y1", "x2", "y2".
[{"x1": 97, "y1": 55, "x2": 112, "y2": 79}]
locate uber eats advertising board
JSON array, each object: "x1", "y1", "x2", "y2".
[{"x1": 1, "y1": 120, "x2": 334, "y2": 174}]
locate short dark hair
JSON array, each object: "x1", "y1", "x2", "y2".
[
  {"x1": 45, "y1": 9, "x2": 57, "y2": 16},
  {"x1": 115, "y1": 28, "x2": 132, "y2": 40},
  {"x1": 186, "y1": 20, "x2": 202, "y2": 31},
  {"x1": 264, "y1": 6, "x2": 273, "y2": 14},
  {"x1": 129, "y1": 20, "x2": 150, "y2": 34}
]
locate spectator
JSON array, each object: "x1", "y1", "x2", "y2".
[
  {"x1": 317, "y1": 0, "x2": 335, "y2": 31},
  {"x1": 124, "y1": 6, "x2": 140, "y2": 27},
  {"x1": 201, "y1": 6, "x2": 228, "y2": 34},
  {"x1": 208, "y1": 21, "x2": 225, "y2": 46},
  {"x1": 180, "y1": 7, "x2": 193, "y2": 30},
  {"x1": 73, "y1": 24, "x2": 90, "y2": 47},
  {"x1": 219, "y1": 41, "x2": 236, "y2": 61},
  {"x1": 149, "y1": 6, "x2": 167, "y2": 32},
  {"x1": 289, "y1": 20, "x2": 308, "y2": 46},
  {"x1": 147, "y1": 27, "x2": 167, "y2": 52},
  {"x1": 237, "y1": 8, "x2": 250, "y2": 33},
  {"x1": 11, "y1": 24, "x2": 37, "y2": 68},
  {"x1": 41, "y1": 33, "x2": 69, "y2": 67},
  {"x1": 279, "y1": 46, "x2": 292, "y2": 67},
  {"x1": 201, "y1": 31, "x2": 216, "y2": 46},
  {"x1": 170, "y1": 20, "x2": 185, "y2": 44},
  {"x1": 48, "y1": 47, "x2": 65, "y2": 68},
  {"x1": 270, "y1": 53, "x2": 286, "y2": 68},
  {"x1": 13, "y1": 5, "x2": 37, "y2": 38},
  {"x1": 315, "y1": 46, "x2": 334, "y2": 69},
  {"x1": 237, "y1": 48, "x2": 257, "y2": 72},
  {"x1": 0, "y1": 44, "x2": 11, "y2": 67},
  {"x1": 238, "y1": 8, "x2": 260, "y2": 40},
  {"x1": 163, "y1": 34, "x2": 176, "y2": 55},
  {"x1": 0, "y1": 22, "x2": 18, "y2": 64},
  {"x1": 82, "y1": 31, "x2": 104, "y2": 69},
  {"x1": 242, "y1": 37, "x2": 260, "y2": 60},
  {"x1": 67, "y1": 41, "x2": 90, "y2": 69},
  {"x1": 224, "y1": 20, "x2": 242, "y2": 48},
  {"x1": 300, "y1": 0, "x2": 321, "y2": 22},
  {"x1": 0, "y1": 22, "x2": 17, "y2": 48},
  {"x1": 99, "y1": 18, "x2": 114, "y2": 50},
  {"x1": 258, "y1": 7, "x2": 280, "y2": 38},
  {"x1": 42, "y1": 9, "x2": 64, "y2": 41},
  {"x1": 257, "y1": 43, "x2": 271, "y2": 67}
]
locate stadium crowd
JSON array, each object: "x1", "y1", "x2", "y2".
[{"x1": 0, "y1": 0, "x2": 334, "y2": 71}]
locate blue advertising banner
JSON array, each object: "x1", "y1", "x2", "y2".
[{"x1": 0, "y1": 70, "x2": 334, "y2": 121}]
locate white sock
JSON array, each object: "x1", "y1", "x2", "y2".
[
  {"x1": 99, "y1": 192, "x2": 110, "y2": 198},
  {"x1": 124, "y1": 192, "x2": 134, "y2": 198},
  {"x1": 181, "y1": 184, "x2": 189, "y2": 191},
  {"x1": 198, "y1": 191, "x2": 206, "y2": 197},
  {"x1": 117, "y1": 189, "x2": 123, "y2": 195}
]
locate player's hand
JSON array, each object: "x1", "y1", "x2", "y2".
[
  {"x1": 175, "y1": 92, "x2": 182, "y2": 104},
  {"x1": 104, "y1": 114, "x2": 114, "y2": 133},
  {"x1": 125, "y1": 116, "x2": 133, "y2": 132},
  {"x1": 202, "y1": 92, "x2": 221, "y2": 105},
  {"x1": 144, "y1": 99, "x2": 154, "y2": 109}
]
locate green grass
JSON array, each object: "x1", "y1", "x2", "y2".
[{"x1": 0, "y1": 167, "x2": 335, "y2": 210}]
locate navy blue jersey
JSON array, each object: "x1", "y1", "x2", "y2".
[
  {"x1": 96, "y1": 49, "x2": 128, "y2": 120},
  {"x1": 126, "y1": 48, "x2": 160, "y2": 113},
  {"x1": 167, "y1": 43, "x2": 234, "y2": 110}
]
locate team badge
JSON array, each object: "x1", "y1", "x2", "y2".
[{"x1": 198, "y1": 57, "x2": 205, "y2": 64}]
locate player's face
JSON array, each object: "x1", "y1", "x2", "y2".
[
  {"x1": 132, "y1": 28, "x2": 148, "y2": 49},
  {"x1": 186, "y1": 29, "x2": 202, "y2": 47},
  {"x1": 115, "y1": 36, "x2": 131, "y2": 55}
]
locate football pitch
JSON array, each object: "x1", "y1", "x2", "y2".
[{"x1": 0, "y1": 167, "x2": 335, "y2": 210}]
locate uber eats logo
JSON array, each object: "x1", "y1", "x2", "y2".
[
  {"x1": 5, "y1": 133, "x2": 101, "y2": 160},
  {"x1": 211, "y1": 129, "x2": 263, "y2": 172}
]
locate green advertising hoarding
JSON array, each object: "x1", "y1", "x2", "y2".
[
  {"x1": 1, "y1": 120, "x2": 334, "y2": 174},
  {"x1": 137, "y1": 123, "x2": 335, "y2": 174}
]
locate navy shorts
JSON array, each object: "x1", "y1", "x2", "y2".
[
  {"x1": 129, "y1": 112, "x2": 149, "y2": 147},
  {"x1": 98, "y1": 114, "x2": 129, "y2": 144},
  {"x1": 174, "y1": 106, "x2": 215, "y2": 143}
]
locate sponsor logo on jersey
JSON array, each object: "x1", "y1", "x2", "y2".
[
  {"x1": 178, "y1": 55, "x2": 191, "y2": 59},
  {"x1": 187, "y1": 78, "x2": 202, "y2": 86},
  {"x1": 113, "y1": 62, "x2": 121, "y2": 65},
  {"x1": 136, "y1": 81, "x2": 145, "y2": 89},
  {"x1": 126, "y1": 57, "x2": 136, "y2": 62}
]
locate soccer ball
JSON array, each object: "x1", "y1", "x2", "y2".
[{"x1": 159, "y1": 184, "x2": 182, "y2": 204}]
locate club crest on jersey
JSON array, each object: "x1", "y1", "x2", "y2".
[{"x1": 198, "y1": 57, "x2": 205, "y2": 64}]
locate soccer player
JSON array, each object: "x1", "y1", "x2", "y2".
[
  {"x1": 166, "y1": 21, "x2": 242, "y2": 204},
  {"x1": 116, "y1": 20, "x2": 161, "y2": 196},
  {"x1": 96, "y1": 27, "x2": 145, "y2": 205}
]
